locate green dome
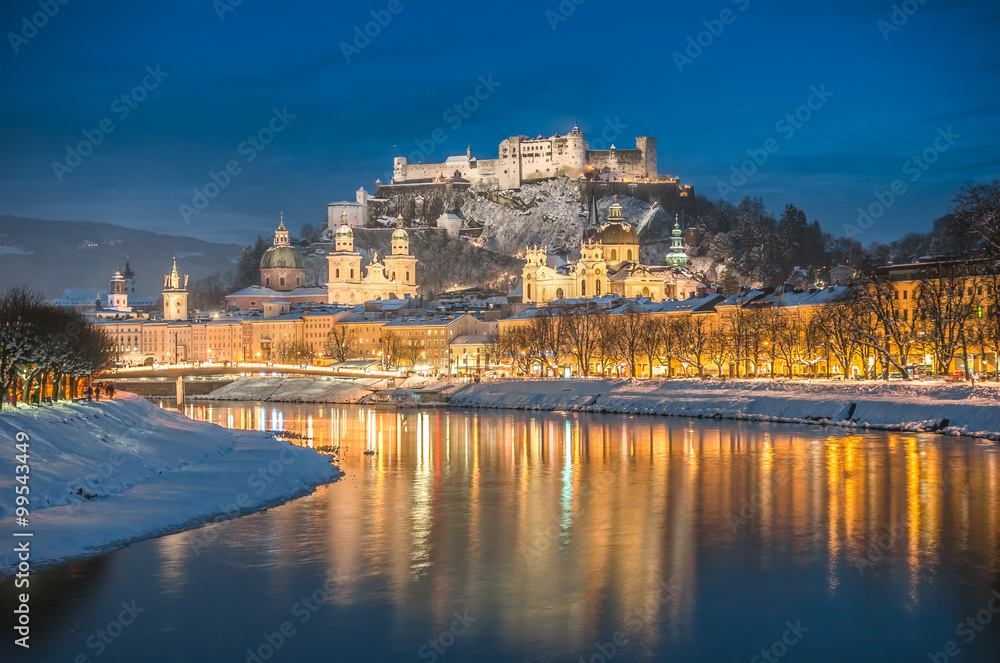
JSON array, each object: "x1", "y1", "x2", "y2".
[
  {"x1": 260, "y1": 245, "x2": 306, "y2": 270},
  {"x1": 392, "y1": 227, "x2": 408, "y2": 240},
  {"x1": 335, "y1": 223, "x2": 353, "y2": 237}
]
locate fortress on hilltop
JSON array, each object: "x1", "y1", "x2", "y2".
[{"x1": 391, "y1": 124, "x2": 665, "y2": 190}]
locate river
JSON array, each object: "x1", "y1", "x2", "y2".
[{"x1": 3, "y1": 401, "x2": 999, "y2": 662}]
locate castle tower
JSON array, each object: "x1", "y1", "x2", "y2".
[
  {"x1": 666, "y1": 215, "x2": 689, "y2": 270},
  {"x1": 384, "y1": 213, "x2": 417, "y2": 293},
  {"x1": 635, "y1": 136, "x2": 657, "y2": 178},
  {"x1": 564, "y1": 123, "x2": 587, "y2": 176},
  {"x1": 260, "y1": 214, "x2": 306, "y2": 291},
  {"x1": 162, "y1": 257, "x2": 189, "y2": 320},
  {"x1": 108, "y1": 267, "x2": 130, "y2": 312}
]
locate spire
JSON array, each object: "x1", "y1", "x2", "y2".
[
  {"x1": 396, "y1": 211, "x2": 404, "y2": 228},
  {"x1": 667, "y1": 214, "x2": 688, "y2": 270},
  {"x1": 588, "y1": 190, "x2": 599, "y2": 229},
  {"x1": 168, "y1": 257, "x2": 181, "y2": 289},
  {"x1": 341, "y1": 204, "x2": 348, "y2": 225},
  {"x1": 274, "y1": 214, "x2": 289, "y2": 246}
]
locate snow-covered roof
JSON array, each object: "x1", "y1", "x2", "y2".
[
  {"x1": 382, "y1": 313, "x2": 470, "y2": 328},
  {"x1": 765, "y1": 286, "x2": 847, "y2": 308},
  {"x1": 50, "y1": 289, "x2": 157, "y2": 308},
  {"x1": 444, "y1": 155, "x2": 468, "y2": 164},
  {"x1": 613, "y1": 294, "x2": 724, "y2": 315},
  {"x1": 451, "y1": 334, "x2": 490, "y2": 346},
  {"x1": 226, "y1": 285, "x2": 328, "y2": 298}
]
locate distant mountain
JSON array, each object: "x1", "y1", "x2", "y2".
[{"x1": 0, "y1": 216, "x2": 242, "y2": 298}]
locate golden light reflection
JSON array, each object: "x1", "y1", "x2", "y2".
[{"x1": 163, "y1": 401, "x2": 1000, "y2": 652}]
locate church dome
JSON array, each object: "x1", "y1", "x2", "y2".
[
  {"x1": 335, "y1": 223, "x2": 353, "y2": 238},
  {"x1": 260, "y1": 245, "x2": 305, "y2": 270},
  {"x1": 392, "y1": 226, "x2": 408, "y2": 240},
  {"x1": 595, "y1": 221, "x2": 638, "y2": 245}
]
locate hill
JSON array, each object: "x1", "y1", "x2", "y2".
[{"x1": 0, "y1": 216, "x2": 242, "y2": 298}]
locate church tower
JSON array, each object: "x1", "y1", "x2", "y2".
[
  {"x1": 384, "y1": 212, "x2": 417, "y2": 292},
  {"x1": 327, "y1": 206, "x2": 364, "y2": 304},
  {"x1": 260, "y1": 213, "x2": 306, "y2": 291},
  {"x1": 108, "y1": 267, "x2": 130, "y2": 312},
  {"x1": 122, "y1": 261, "x2": 136, "y2": 293},
  {"x1": 666, "y1": 215, "x2": 689, "y2": 270},
  {"x1": 162, "y1": 257, "x2": 189, "y2": 320}
]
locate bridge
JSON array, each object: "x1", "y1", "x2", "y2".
[{"x1": 99, "y1": 362, "x2": 401, "y2": 397}]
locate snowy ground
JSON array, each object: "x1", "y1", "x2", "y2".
[
  {"x1": 0, "y1": 394, "x2": 340, "y2": 575},
  {"x1": 448, "y1": 378, "x2": 1000, "y2": 442},
  {"x1": 191, "y1": 376, "x2": 383, "y2": 403}
]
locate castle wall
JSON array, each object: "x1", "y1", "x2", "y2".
[
  {"x1": 387, "y1": 130, "x2": 671, "y2": 196},
  {"x1": 587, "y1": 148, "x2": 647, "y2": 176}
]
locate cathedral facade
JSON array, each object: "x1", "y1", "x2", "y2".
[
  {"x1": 521, "y1": 201, "x2": 699, "y2": 305},
  {"x1": 326, "y1": 210, "x2": 417, "y2": 305}
]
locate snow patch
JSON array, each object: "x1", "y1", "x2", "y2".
[
  {"x1": 0, "y1": 394, "x2": 340, "y2": 574},
  {"x1": 193, "y1": 376, "x2": 377, "y2": 403},
  {"x1": 448, "y1": 379, "x2": 1000, "y2": 442}
]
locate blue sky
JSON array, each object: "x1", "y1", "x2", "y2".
[{"x1": 1, "y1": 0, "x2": 997, "y2": 244}]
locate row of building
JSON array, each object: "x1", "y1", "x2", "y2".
[{"x1": 91, "y1": 255, "x2": 997, "y2": 378}]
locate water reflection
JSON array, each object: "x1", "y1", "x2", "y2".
[{"x1": 153, "y1": 401, "x2": 1000, "y2": 660}]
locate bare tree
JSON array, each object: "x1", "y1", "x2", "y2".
[
  {"x1": 324, "y1": 324, "x2": 358, "y2": 363},
  {"x1": 401, "y1": 339, "x2": 424, "y2": 369},
  {"x1": 816, "y1": 301, "x2": 862, "y2": 378},
  {"x1": 770, "y1": 312, "x2": 801, "y2": 378},
  {"x1": 676, "y1": 315, "x2": 712, "y2": 377},
  {"x1": 838, "y1": 264, "x2": 914, "y2": 378},
  {"x1": 705, "y1": 325, "x2": 732, "y2": 377},
  {"x1": 482, "y1": 330, "x2": 504, "y2": 372},
  {"x1": 526, "y1": 311, "x2": 562, "y2": 374},
  {"x1": 500, "y1": 326, "x2": 533, "y2": 376},
  {"x1": 915, "y1": 261, "x2": 973, "y2": 376},
  {"x1": 381, "y1": 331, "x2": 401, "y2": 369},
  {"x1": 597, "y1": 316, "x2": 626, "y2": 377},
  {"x1": 609, "y1": 305, "x2": 649, "y2": 377},
  {"x1": 558, "y1": 303, "x2": 603, "y2": 377}
]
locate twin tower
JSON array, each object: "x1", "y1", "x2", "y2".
[
  {"x1": 326, "y1": 209, "x2": 417, "y2": 304},
  {"x1": 255, "y1": 209, "x2": 417, "y2": 305}
]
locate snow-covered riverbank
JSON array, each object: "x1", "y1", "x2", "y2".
[
  {"x1": 448, "y1": 378, "x2": 1000, "y2": 441},
  {"x1": 0, "y1": 394, "x2": 340, "y2": 575},
  {"x1": 191, "y1": 376, "x2": 379, "y2": 403}
]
